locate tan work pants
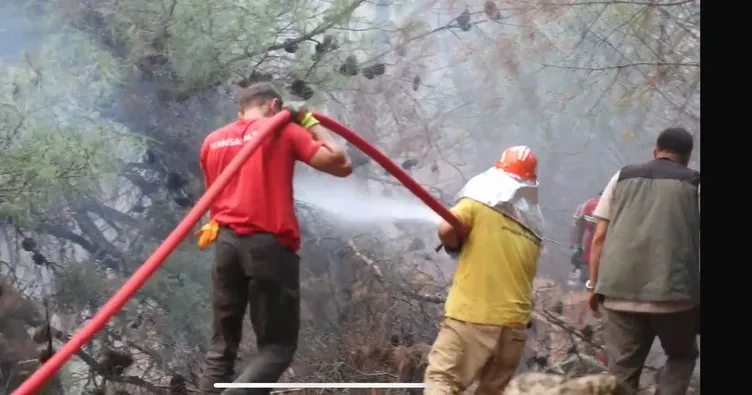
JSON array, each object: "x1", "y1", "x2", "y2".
[{"x1": 424, "y1": 317, "x2": 527, "y2": 395}]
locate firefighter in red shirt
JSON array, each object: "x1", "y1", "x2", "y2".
[
  {"x1": 568, "y1": 193, "x2": 601, "y2": 289},
  {"x1": 197, "y1": 83, "x2": 353, "y2": 393}
]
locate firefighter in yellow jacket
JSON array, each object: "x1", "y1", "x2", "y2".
[{"x1": 425, "y1": 146, "x2": 544, "y2": 395}]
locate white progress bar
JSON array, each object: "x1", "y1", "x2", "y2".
[{"x1": 215, "y1": 383, "x2": 427, "y2": 389}]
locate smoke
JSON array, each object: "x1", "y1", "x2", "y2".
[
  {"x1": 0, "y1": 6, "x2": 44, "y2": 62},
  {"x1": 294, "y1": 173, "x2": 441, "y2": 226}
]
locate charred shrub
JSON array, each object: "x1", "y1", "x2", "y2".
[
  {"x1": 339, "y1": 55, "x2": 359, "y2": 76},
  {"x1": 170, "y1": 374, "x2": 188, "y2": 395},
  {"x1": 371, "y1": 63, "x2": 386, "y2": 75},
  {"x1": 312, "y1": 35, "x2": 338, "y2": 60},
  {"x1": 362, "y1": 67, "x2": 375, "y2": 80},
  {"x1": 31, "y1": 326, "x2": 51, "y2": 344},
  {"x1": 457, "y1": 9, "x2": 472, "y2": 31},
  {"x1": 37, "y1": 346, "x2": 56, "y2": 363},
  {"x1": 484, "y1": 1, "x2": 501, "y2": 20},
  {"x1": 98, "y1": 348, "x2": 134, "y2": 376},
  {"x1": 21, "y1": 238, "x2": 36, "y2": 252},
  {"x1": 361, "y1": 63, "x2": 386, "y2": 80},
  {"x1": 290, "y1": 79, "x2": 314, "y2": 100},
  {"x1": 283, "y1": 39, "x2": 299, "y2": 54},
  {"x1": 32, "y1": 252, "x2": 47, "y2": 266}
]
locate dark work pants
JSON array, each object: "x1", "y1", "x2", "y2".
[
  {"x1": 198, "y1": 231, "x2": 300, "y2": 395},
  {"x1": 604, "y1": 308, "x2": 698, "y2": 395}
]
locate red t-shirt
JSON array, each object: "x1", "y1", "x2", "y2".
[
  {"x1": 199, "y1": 118, "x2": 323, "y2": 251},
  {"x1": 581, "y1": 196, "x2": 600, "y2": 264}
]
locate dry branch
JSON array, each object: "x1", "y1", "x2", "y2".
[
  {"x1": 30, "y1": 326, "x2": 166, "y2": 394},
  {"x1": 346, "y1": 240, "x2": 384, "y2": 281}
]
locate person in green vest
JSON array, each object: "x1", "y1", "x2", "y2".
[{"x1": 588, "y1": 127, "x2": 700, "y2": 395}]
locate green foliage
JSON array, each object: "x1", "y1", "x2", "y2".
[
  {"x1": 0, "y1": 28, "x2": 137, "y2": 224},
  {"x1": 55, "y1": 264, "x2": 112, "y2": 310},
  {"x1": 57, "y1": 0, "x2": 367, "y2": 94}
]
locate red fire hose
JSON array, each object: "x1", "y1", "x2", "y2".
[{"x1": 13, "y1": 111, "x2": 466, "y2": 395}]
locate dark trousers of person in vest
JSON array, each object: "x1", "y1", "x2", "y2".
[
  {"x1": 199, "y1": 231, "x2": 300, "y2": 395},
  {"x1": 604, "y1": 307, "x2": 698, "y2": 395}
]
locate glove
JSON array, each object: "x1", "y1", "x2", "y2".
[
  {"x1": 284, "y1": 105, "x2": 320, "y2": 129},
  {"x1": 196, "y1": 220, "x2": 220, "y2": 249},
  {"x1": 435, "y1": 242, "x2": 463, "y2": 259}
]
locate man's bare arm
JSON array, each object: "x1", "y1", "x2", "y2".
[
  {"x1": 588, "y1": 171, "x2": 619, "y2": 286},
  {"x1": 307, "y1": 125, "x2": 353, "y2": 177},
  {"x1": 438, "y1": 221, "x2": 462, "y2": 248},
  {"x1": 588, "y1": 219, "x2": 608, "y2": 285}
]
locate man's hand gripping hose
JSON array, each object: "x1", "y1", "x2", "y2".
[
  {"x1": 13, "y1": 109, "x2": 466, "y2": 395},
  {"x1": 286, "y1": 106, "x2": 320, "y2": 129}
]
